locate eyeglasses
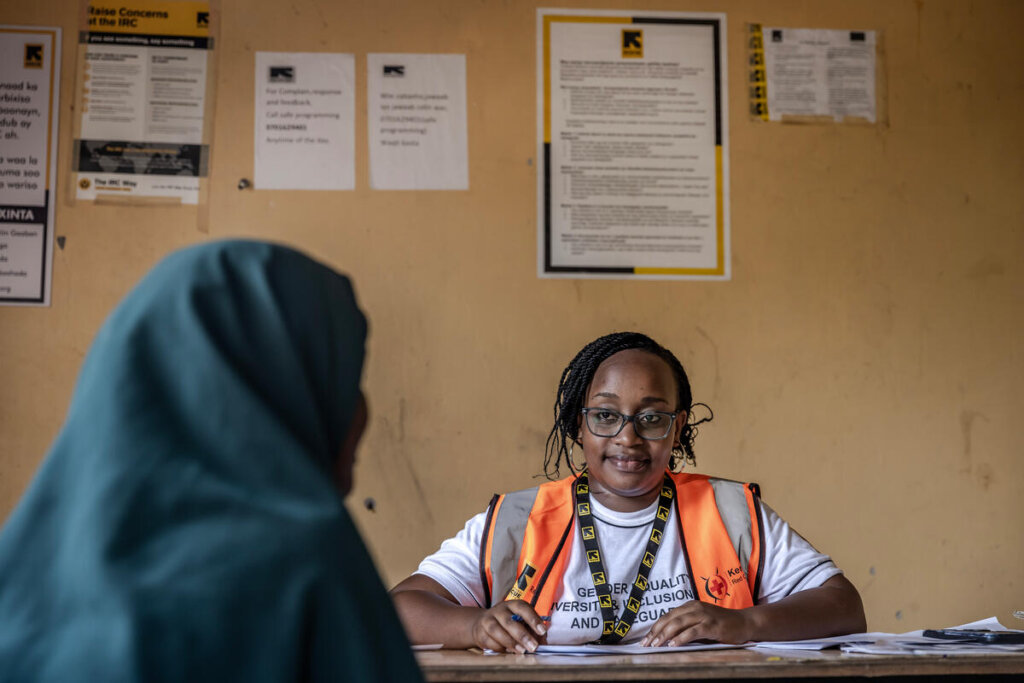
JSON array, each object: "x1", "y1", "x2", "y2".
[{"x1": 580, "y1": 408, "x2": 679, "y2": 440}]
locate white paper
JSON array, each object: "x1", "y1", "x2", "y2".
[
  {"x1": 753, "y1": 617, "x2": 1024, "y2": 654},
  {"x1": 254, "y1": 52, "x2": 355, "y2": 190},
  {"x1": 367, "y1": 54, "x2": 468, "y2": 190},
  {"x1": 537, "y1": 9, "x2": 730, "y2": 280},
  {"x1": 533, "y1": 641, "x2": 744, "y2": 656},
  {"x1": 0, "y1": 26, "x2": 60, "y2": 306},
  {"x1": 75, "y1": 1, "x2": 212, "y2": 204},
  {"x1": 761, "y1": 27, "x2": 876, "y2": 123}
]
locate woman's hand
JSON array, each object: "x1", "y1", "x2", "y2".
[
  {"x1": 470, "y1": 600, "x2": 548, "y2": 653},
  {"x1": 641, "y1": 601, "x2": 753, "y2": 646},
  {"x1": 639, "y1": 575, "x2": 867, "y2": 647}
]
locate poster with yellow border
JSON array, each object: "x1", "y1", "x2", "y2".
[
  {"x1": 72, "y1": 0, "x2": 214, "y2": 205},
  {"x1": 537, "y1": 9, "x2": 729, "y2": 279},
  {"x1": 0, "y1": 26, "x2": 60, "y2": 306}
]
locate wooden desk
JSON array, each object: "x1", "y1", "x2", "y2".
[{"x1": 416, "y1": 647, "x2": 1024, "y2": 681}]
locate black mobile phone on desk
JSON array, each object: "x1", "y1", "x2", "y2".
[{"x1": 922, "y1": 628, "x2": 1024, "y2": 644}]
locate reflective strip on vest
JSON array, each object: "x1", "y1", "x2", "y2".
[
  {"x1": 485, "y1": 487, "x2": 537, "y2": 605},
  {"x1": 481, "y1": 472, "x2": 763, "y2": 614}
]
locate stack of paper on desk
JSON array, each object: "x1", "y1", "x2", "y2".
[{"x1": 753, "y1": 617, "x2": 1024, "y2": 655}]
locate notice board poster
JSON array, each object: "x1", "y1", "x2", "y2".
[
  {"x1": 537, "y1": 9, "x2": 729, "y2": 280},
  {"x1": 0, "y1": 26, "x2": 60, "y2": 306},
  {"x1": 72, "y1": 0, "x2": 213, "y2": 205}
]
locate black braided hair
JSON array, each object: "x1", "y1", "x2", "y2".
[{"x1": 543, "y1": 331, "x2": 713, "y2": 479}]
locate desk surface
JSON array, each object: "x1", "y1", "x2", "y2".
[{"x1": 416, "y1": 647, "x2": 1024, "y2": 682}]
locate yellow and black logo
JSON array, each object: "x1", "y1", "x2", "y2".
[
  {"x1": 196, "y1": 11, "x2": 209, "y2": 28},
  {"x1": 586, "y1": 549, "x2": 601, "y2": 563},
  {"x1": 581, "y1": 525, "x2": 595, "y2": 540},
  {"x1": 603, "y1": 620, "x2": 615, "y2": 635},
  {"x1": 576, "y1": 481, "x2": 589, "y2": 494},
  {"x1": 599, "y1": 594, "x2": 613, "y2": 608},
  {"x1": 615, "y1": 622, "x2": 631, "y2": 636},
  {"x1": 642, "y1": 551, "x2": 655, "y2": 568},
  {"x1": 650, "y1": 528, "x2": 663, "y2": 544},
  {"x1": 24, "y1": 44, "x2": 43, "y2": 69},
  {"x1": 627, "y1": 596, "x2": 640, "y2": 613},
  {"x1": 662, "y1": 485, "x2": 674, "y2": 498},
  {"x1": 506, "y1": 564, "x2": 536, "y2": 600},
  {"x1": 576, "y1": 502, "x2": 590, "y2": 516},
  {"x1": 656, "y1": 506, "x2": 670, "y2": 521},
  {"x1": 592, "y1": 571, "x2": 606, "y2": 585},
  {"x1": 634, "y1": 575, "x2": 648, "y2": 590},
  {"x1": 622, "y1": 29, "x2": 643, "y2": 59}
]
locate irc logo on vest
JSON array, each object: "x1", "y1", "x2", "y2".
[
  {"x1": 586, "y1": 549, "x2": 601, "y2": 563},
  {"x1": 649, "y1": 528, "x2": 663, "y2": 544},
  {"x1": 506, "y1": 564, "x2": 537, "y2": 600},
  {"x1": 656, "y1": 506, "x2": 670, "y2": 521},
  {"x1": 599, "y1": 594, "x2": 613, "y2": 608},
  {"x1": 581, "y1": 525, "x2": 595, "y2": 540},
  {"x1": 577, "y1": 502, "x2": 591, "y2": 516},
  {"x1": 701, "y1": 569, "x2": 731, "y2": 603}
]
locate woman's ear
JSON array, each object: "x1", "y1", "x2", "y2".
[{"x1": 674, "y1": 409, "x2": 688, "y2": 445}]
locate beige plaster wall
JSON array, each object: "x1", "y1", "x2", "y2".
[{"x1": 1, "y1": 0, "x2": 1021, "y2": 633}]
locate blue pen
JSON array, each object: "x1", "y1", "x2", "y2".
[{"x1": 511, "y1": 614, "x2": 551, "y2": 623}]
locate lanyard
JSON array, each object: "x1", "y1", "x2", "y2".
[{"x1": 574, "y1": 470, "x2": 675, "y2": 644}]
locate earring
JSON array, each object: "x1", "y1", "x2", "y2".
[{"x1": 569, "y1": 442, "x2": 586, "y2": 471}]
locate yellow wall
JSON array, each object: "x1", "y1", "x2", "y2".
[{"x1": 2, "y1": 0, "x2": 1022, "y2": 633}]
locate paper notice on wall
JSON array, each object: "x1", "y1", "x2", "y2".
[
  {"x1": 367, "y1": 54, "x2": 468, "y2": 190},
  {"x1": 254, "y1": 52, "x2": 355, "y2": 190},
  {"x1": 756, "y1": 26, "x2": 876, "y2": 123},
  {"x1": 74, "y1": 0, "x2": 212, "y2": 204},
  {"x1": 537, "y1": 9, "x2": 729, "y2": 279},
  {"x1": 1, "y1": 26, "x2": 60, "y2": 306}
]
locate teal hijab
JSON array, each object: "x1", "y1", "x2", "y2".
[{"x1": 0, "y1": 241, "x2": 423, "y2": 682}]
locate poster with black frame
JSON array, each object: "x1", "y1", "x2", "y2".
[
  {"x1": 71, "y1": 0, "x2": 216, "y2": 206},
  {"x1": 537, "y1": 8, "x2": 729, "y2": 280},
  {"x1": 0, "y1": 25, "x2": 60, "y2": 306}
]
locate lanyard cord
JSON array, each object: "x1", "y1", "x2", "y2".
[{"x1": 574, "y1": 471, "x2": 676, "y2": 644}]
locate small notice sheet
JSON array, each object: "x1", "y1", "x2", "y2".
[
  {"x1": 1, "y1": 25, "x2": 60, "y2": 306},
  {"x1": 254, "y1": 52, "x2": 355, "y2": 190},
  {"x1": 74, "y1": 0, "x2": 213, "y2": 204},
  {"x1": 538, "y1": 9, "x2": 730, "y2": 279},
  {"x1": 755, "y1": 26, "x2": 876, "y2": 123},
  {"x1": 367, "y1": 53, "x2": 468, "y2": 190}
]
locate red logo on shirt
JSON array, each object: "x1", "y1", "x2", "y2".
[{"x1": 701, "y1": 570, "x2": 730, "y2": 603}]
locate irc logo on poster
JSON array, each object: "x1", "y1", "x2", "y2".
[
  {"x1": 24, "y1": 44, "x2": 43, "y2": 69},
  {"x1": 622, "y1": 30, "x2": 642, "y2": 59}
]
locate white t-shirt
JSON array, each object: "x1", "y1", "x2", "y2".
[{"x1": 416, "y1": 496, "x2": 841, "y2": 644}]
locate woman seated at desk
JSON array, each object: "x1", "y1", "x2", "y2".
[{"x1": 392, "y1": 332, "x2": 866, "y2": 653}]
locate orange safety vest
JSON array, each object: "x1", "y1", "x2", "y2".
[{"x1": 478, "y1": 471, "x2": 764, "y2": 616}]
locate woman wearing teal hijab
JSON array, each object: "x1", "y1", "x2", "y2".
[{"x1": 0, "y1": 241, "x2": 424, "y2": 682}]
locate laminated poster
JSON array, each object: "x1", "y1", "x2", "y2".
[
  {"x1": 537, "y1": 8, "x2": 730, "y2": 280},
  {"x1": 73, "y1": 0, "x2": 213, "y2": 205},
  {"x1": 0, "y1": 25, "x2": 61, "y2": 306}
]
